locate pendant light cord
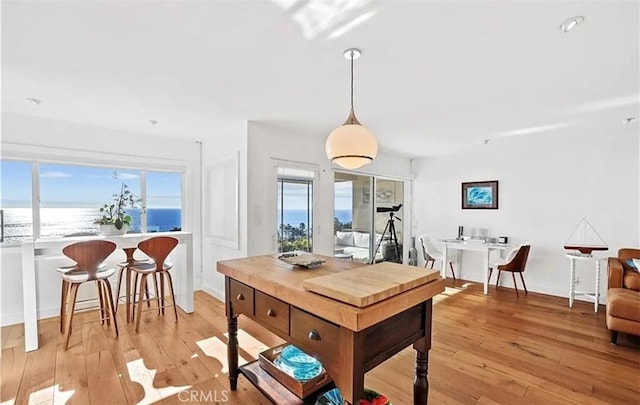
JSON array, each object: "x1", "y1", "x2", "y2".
[{"x1": 350, "y1": 50, "x2": 354, "y2": 111}]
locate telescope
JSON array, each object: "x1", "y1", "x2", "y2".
[{"x1": 376, "y1": 203, "x2": 403, "y2": 213}]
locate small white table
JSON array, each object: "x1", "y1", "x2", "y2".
[
  {"x1": 566, "y1": 252, "x2": 607, "y2": 312},
  {"x1": 441, "y1": 239, "x2": 512, "y2": 294}
]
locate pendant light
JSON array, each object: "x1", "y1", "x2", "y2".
[{"x1": 325, "y1": 48, "x2": 378, "y2": 170}]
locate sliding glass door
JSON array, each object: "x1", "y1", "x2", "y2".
[
  {"x1": 333, "y1": 173, "x2": 406, "y2": 264},
  {"x1": 277, "y1": 175, "x2": 314, "y2": 253}
]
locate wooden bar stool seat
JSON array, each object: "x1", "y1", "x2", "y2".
[
  {"x1": 130, "y1": 236, "x2": 179, "y2": 333},
  {"x1": 58, "y1": 240, "x2": 118, "y2": 350}
]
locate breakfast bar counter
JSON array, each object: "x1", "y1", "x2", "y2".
[{"x1": 217, "y1": 255, "x2": 445, "y2": 404}]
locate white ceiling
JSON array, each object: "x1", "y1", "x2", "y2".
[{"x1": 2, "y1": 0, "x2": 639, "y2": 158}]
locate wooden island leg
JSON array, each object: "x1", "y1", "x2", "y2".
[
  {"x1": 228, "y1": 315, "x2": 239, "y2": 390},
  {"x1": 413, "y1": 299, "x2": 433, "y2": 404}
]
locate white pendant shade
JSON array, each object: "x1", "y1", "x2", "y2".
[
  {"x1": 326, "y1": 48, "x2": 377, "y2": 170},
  {"x1": 325, "y1": 123, "x2": 378, "y2": 170}
]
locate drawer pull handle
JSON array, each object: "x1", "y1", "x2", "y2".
[
  {"x1": 267, "y1": 308, "x2": 277, "y2": 317},
  {"x1": 236, "y1": 293, "x2": 245, "y2": 301},
  {"x1": 308, "y1": 330, "x2": 321, "y2": 341}
]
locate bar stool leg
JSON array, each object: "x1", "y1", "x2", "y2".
[
  {"x1": 64, "y1": 283, "x2": 80, "y2": 350},
  {"x1": 60, "y1": 280, "x2": 69, "y2": 333},
  {"x1": 114, "y1": 266, "x2": 126, "y2": 316},
  {"x1": 153, "y1": 273, "x2": 161, "y2": 315},
  {"x1": 102, "y1": 279, "x2": 119, "y2": 338},
  {"x1": 132, "y1": 272, "x2": 139, "y2": 322},
  {"x1": 166, "y1": 272, "x2": 178, "y2": 323},
  {"x1": 160, "y1": 271, "x2": 165, "y2": 315},
  {"x1": 97, "y1": 282, "x2": 106, "y2": 325},
  {"x1": 135, "y1": 274, "x2": 149, "y2": 333}
]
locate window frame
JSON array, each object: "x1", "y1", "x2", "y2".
[
  {"x1": 272, "y1": 160, "x2": 319, "y2": 254},
  {"x1": 1, "y1": 148, "x2": 188, "y2": 245}
]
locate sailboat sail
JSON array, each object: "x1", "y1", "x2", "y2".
[{"x1": 564, "y1": 217, "x2": 608, "y2": 254}]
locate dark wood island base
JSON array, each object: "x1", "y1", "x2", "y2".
[{"x1": 218, "y1": 255, "x2": 444, "y2": 405}]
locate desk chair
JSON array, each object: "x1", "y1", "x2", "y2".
[
  {"x1": 130, "y1": 236, "x2": 179, "y2": 333},
  {"x1": 489, "y1": 244, "x2": 531, "y2": 297},
  {"x1": 418, "y1": 235, "x2": 456, "y2": 280},
  {"x1": 58, "y1": 240, "x2": 118, "y2": 350}
]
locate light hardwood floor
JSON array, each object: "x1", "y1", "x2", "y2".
[{"x1": 2, "y1": 279, "x2": 639, "y2": 404}]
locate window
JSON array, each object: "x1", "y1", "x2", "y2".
[
  {"x1": 276, "y1": 167, "x2": 315, "y2": 253},
  {"x1": 146, "y1": 171, "x2": 182, "y2": 232},
  {"x1": 0, "y1": 160, "x2": 33, "y2": 242},
  {"x1": 39, "y1": 164, "x2": 142, "y2": 237},
  {"x1": 0, "y1": 158, "x2": 183, "y2": 242}
]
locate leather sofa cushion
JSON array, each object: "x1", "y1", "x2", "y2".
[
  {"x1": 623, "y1": 270, "x2": 640, "y2": 291},
  {"x1": 607, "y1": 288, "x2": 640, "y2": 322}
]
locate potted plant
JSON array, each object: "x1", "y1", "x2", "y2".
[{"x1": 94, "y1": 183, "x2": 140, "y2": 236}]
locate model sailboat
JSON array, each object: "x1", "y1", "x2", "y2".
[{"x1": 564, "y1": 217, "x2": 608, "y2": 255}]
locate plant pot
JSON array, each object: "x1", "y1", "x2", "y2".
[{"x1": 99, "y1": 223, "x2": 129, "y2": 236}]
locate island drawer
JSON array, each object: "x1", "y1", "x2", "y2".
[
  {"x1": 229, "y1": 279, "x2": 254, "y2": 315},
  {"x1": 290, "y1": 307, "x2": 339, "y2": 359},
  {"x1": 255, "y1": 291, "x2": 290, "y2": 335}
]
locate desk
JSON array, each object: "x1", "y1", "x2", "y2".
[
  {"x1": 20, "y1": 231, "x2": 193, "y2": 352},
  {"x1": 566, "y1": 253, "x2": 606, "y2": 312},
  {"x1": 441, "y1": 239, "x2": 512, "y2": 294},
  {"x1": 217, "y1": 255, "x2": 445, "y2": 404}
]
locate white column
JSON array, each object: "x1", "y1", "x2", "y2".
[{"x1": 21, "y1": 240, "x2": 39, "y2": 352}]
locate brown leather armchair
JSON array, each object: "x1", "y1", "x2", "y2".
[{"x1": 606, "y1": 248, "x2": 640, "y2": 344}]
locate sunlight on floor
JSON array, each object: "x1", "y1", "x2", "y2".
[
  {"x1": 196, "y1": 336, "x2": 247, "y2": 374},
  {"x1": 224, "y1": 329, "x2": 270, "y2": 359},
  {"x1": 434, "y1": 285, "x2": 467, "y2": 304},
  {"x1": 126, "y1": 358, "x2": 190, "y2": 405},
  {"x1": 22, "y1": 384, "x2": 74, "y2": 405},
  {"x1": 196, "y1": 329, "x2": 269, "y2": 375}
]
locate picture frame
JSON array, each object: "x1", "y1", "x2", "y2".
[{"x1": 462, "y1": 180, "x2": 499, "y2": 209}]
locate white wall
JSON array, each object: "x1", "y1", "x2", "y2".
[
  {"x1": 246, "y1": 121, "x2": 412, "y2": 259},
  {"x1": 199, "y1": 121, "x2": 249, "y2": 301},
  {"x1": 413, "y1": 126, "x2": 639, "y2": 302},
  {"x1": 0, "y1": 113, "x2": 225, "y2": 325}
]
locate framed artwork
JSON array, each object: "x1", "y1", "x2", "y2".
[{"x1": 462, "y1": 180, "x2": 499, "y2": 209}]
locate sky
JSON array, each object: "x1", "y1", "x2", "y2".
[
  {"x1": 277, "y1": 179, "x2": 353, "y2": 211},
  {"x1": 1, "y1": 160, "x2": 181, "y2": 209}
]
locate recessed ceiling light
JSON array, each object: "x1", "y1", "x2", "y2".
[
  {"x1": 560, "y1": 16, "x2": 585, "y2": 33},
  {"x1": 26, "y1": 97, "x2": 42, "y2": 105},
  {"x1": 623, "y1": 117, "x2": 637, "y2": 124},
  {"x1": 149, "y1": 120, "x2": 159, "y2": 125}
]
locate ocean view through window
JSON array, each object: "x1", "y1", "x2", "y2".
[{"x1": 1, "y1": 159, "x2": 183, "y2": 242}]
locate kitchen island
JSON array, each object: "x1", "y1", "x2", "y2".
[{"x1": 217, "y1": 255, "x2": 444, "y2": 404}]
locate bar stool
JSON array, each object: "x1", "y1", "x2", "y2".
[
  {"x1": 58, "y1": 240, "x2": 118, "y2": 350},
  {"x1": 56, "y1": 262, "x2": 106, "y2": 333},
  {"x1": 130, "y1": 236, "x2": 179, "y2": 333},
  {"x1": 113, "y1": 247, "x2": 153, "y2": 323}
]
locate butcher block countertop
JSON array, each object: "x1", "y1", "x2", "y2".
[
  {"x1": 303, "y1": 261, "x2": 440, "y2": 307},
  {"x1": 217, "y1": 254, "x2": 445, "y2": 331}
]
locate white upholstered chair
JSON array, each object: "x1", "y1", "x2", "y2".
[{"x1": 418, "y1": 235, "x2": 456, "y2": 280}]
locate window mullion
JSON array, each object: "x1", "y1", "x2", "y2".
[
  {"x1": 141, "y1": 170, "x2": 147, "y2": 233},
  {"x1": 32, "y1": 163, "x2": 40, "y2": 239}
]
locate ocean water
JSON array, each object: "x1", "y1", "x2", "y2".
[
  {"x1": 281, "y1": 209, "x2": 352, "y2": 226},
  {"x1": 1, "y1": 207, "x2": 351, "y2": 242},
  {"x1": 1, "y1": 208, "x2": 181, "y2": 242}
]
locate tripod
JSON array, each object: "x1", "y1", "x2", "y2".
[{"x1": 371, "y1": 211, "x2": 401, "y2": 264}]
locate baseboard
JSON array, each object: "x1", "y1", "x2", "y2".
[{"x1": 201, "y1": 283, "x2": 225, "y2": 302}]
